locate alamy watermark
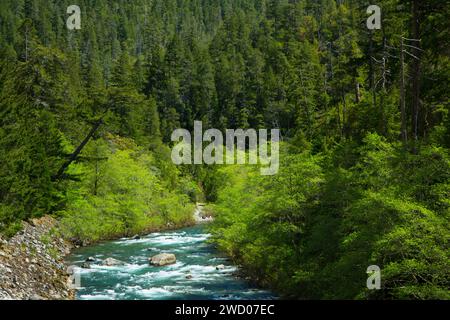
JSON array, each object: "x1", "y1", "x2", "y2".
[
  {"x1": 367, "y1": 265, "x2": 381, "y2": 290},
  {"x1": 66, "y1": 5, "x2": 81, "y2": 30},
  {"x1": 171, "y1": 121, "x2": 280, "y2": 176},
  {"x1": 66, "y1": 4, "x2": 380, "y2": 31},
  {"x1": 67, "y1": 265, "x2": 81, "y2": 289},
  {"x1": 367, "y1": 5, "x2": 381, "y2": 30}
]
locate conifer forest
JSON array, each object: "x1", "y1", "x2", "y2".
[{"x1": 0, "y1": 0, "x2": 449, "y2": 301}]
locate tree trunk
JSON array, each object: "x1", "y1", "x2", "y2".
[
  {"x1": 400, "y1": 38, "x2": 408, "y2": 146},
  {"x1": 380, "y1": 35, "x2": 387, "y2": 136},
  {"x1": 369, "y1": 32, "x2": 376, "y2": 109},
  {"x1": 410, "y1": 0, "x2": 422, "y2": 151},
  {"x1": 355, "y1": 81, "x2": 361, "y2": 104},
  {"x1": 52, "y1": 119, "x2": 103, "y2": 181}
]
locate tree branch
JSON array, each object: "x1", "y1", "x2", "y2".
[{"x1": 52, "y1": 118, "x2": 104, "y2": 181}]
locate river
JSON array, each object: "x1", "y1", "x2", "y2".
[{"x1": 66, "y1": 224, "x2": 276, "y2": 300}]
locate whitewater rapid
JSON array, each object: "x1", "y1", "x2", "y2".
[{"x1": 67, "y1": 224, "x2": 276, "y2": 300}]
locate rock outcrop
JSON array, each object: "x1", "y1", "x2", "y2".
[{"x1": 0, "y1": 216, "x2": 74, "y2": 300}]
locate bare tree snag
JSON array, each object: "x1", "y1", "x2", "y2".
[
  {"x1": 400, "y1": 38, "x2": 408, "y2": 146},
  {"x1": 52, "y1": 119, "x2": 104, "y2": 181}
]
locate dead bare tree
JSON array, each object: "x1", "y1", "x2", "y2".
[{"x1": 52, "y1": 118, "x2": 104, "y2": 181}]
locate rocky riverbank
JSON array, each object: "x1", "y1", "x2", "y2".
[
  {"x1": 0, "y1": 216, "x2": 74, "y2": 300},
  {"x1": 193, "y1": 203, "x2": 214, "y2": 223},
  {"x1": 0, "y1": 204, "x2": 210, "y2": 300}
]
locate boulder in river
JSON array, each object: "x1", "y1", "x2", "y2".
[
  {"x1": 85, "y1": 256, "x2": 95, "y2": 262},
  {"x1": 81, "y1": 262, "x2": 91, "y2": 269},
  {"x1": 132, "y1": 235, "x2": 141, "y2": 240},
  {"x1": 149, "y1": 253, "x2": 176, "y2": 266},
  {"x1": 216, "y1": 264, "x2": 225, "y2": 270},
  {"x1": 102, "y1": 257, "x2": 126, "y2": 266}
]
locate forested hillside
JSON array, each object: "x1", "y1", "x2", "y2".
[{"x1": 0, "y1": 0, "x2": 448, "y2": 299}]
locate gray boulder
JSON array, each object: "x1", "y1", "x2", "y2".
[
  {"x1": 102, "y1": 257, "x2": 126, "y2": 266},
  {"x1": 149, "y1": 253, "x2": 176, "y2": 266}
]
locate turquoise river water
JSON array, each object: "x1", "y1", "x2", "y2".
[{"x1": 67, "y1": 224, "x2": 276, "y2": 300}]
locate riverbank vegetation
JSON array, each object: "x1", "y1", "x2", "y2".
[
  {"x1": 0, "y1": 0, "x2": 448, "y2": 299},
  {"x1": 209, "y1": 137, "x2": 449, "y2": 299},
  {"x1": 59, "y1": 134, "x2": 198, "y2": 243}
]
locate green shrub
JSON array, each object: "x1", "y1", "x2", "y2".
[{"x1": 59, "y1": 137, "x2": 196, "y2": 242}]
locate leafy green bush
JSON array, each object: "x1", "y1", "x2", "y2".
[
  {"x1": 210, "y1": 135, "x2": 449, "y2": 299},
  {"x1": 59, "y1": 136, "x2": 195, "y2": 242}
]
